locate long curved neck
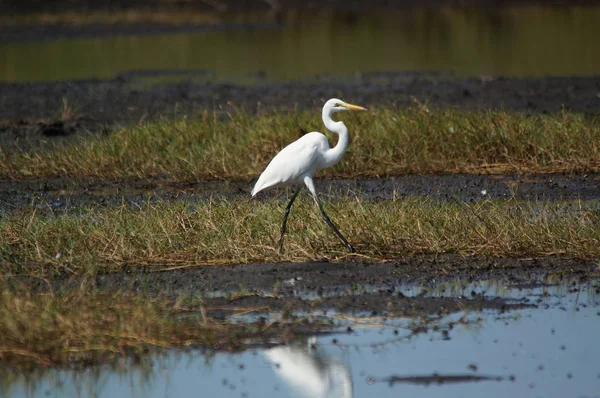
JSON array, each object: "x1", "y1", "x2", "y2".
[{"x1": 322, "y1": 108, "x2": 349, "y2": 168}]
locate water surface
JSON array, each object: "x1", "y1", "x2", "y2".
[
  {"x1": 4, "y1": 278, "x2": 599, "y2": 398},
  {"x1": 2, "y1": 6, "x2": 600, "y2": 82}
]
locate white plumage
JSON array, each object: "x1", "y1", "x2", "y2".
[
  {"x1": 264, "y1": 338, "x2": 353, "y2": 398},
  {"x1": 251, "y1": 132, "x2": 329, "y2": 196},
  {"x1": 251, "y1": 98, "x2": 367, "y2": 253}
]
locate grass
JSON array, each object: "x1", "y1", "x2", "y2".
[
  {"x1": 1, "y1": 106, "x2": 599, "y2": 180},
  {"x1": 1, "y1": 194, "x2": 596, "y2": 368},
  {"x1": 0, "y1": 283, "x2": 319, "y2": 368},
  {"x1": 1, "y1": 105, "x2": 599, "y2": 370},
  {"x1": 1, "y1": 197, "x2": 598, "y2": 278}
]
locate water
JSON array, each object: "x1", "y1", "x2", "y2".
[
  {"x1": 3, "y1": 278, "x2": 599, "y2": 398},
  {"x1": 2, "y1": 6, "x2": 600, "y2": 83}
]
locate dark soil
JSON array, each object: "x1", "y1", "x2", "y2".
[
  {"x1": 89, "y1": 254, "x2": 596, "y2": 298},
  {"x1": 8, "y1": 254, "x2": 597, "y2": 320},
  {"x1": 102, "y1": 254, "x2": 600, "y2": 319},
  {"x1": 1, "y1": 172, "x2": 598, "y2": 214},
  {"x1": 2, "y1": 74, "x2": 600, "y2": 152}
]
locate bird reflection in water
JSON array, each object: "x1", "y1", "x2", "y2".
[{"x1": 264, "y1": 337, "x2": 353, "y2": 398}]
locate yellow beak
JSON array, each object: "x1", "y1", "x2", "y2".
[{"x1": 341, "y1": 102, "x2": 367, "y2": 111}]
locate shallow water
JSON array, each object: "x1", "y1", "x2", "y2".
[
  {"x1": 4, "y1": 277, "x2": 599, "y2": 398},
  {"x1": 2, "y1": 6, "x2": 600, "y2": 82}
]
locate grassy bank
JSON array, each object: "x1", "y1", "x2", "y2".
[
  {"x1": 0, "y1": 285, "x2": 311, "y2": 368},
  {"x1": 2, "y1": 106, "x2": 599, "y2": 180},
  {"x1": 1, "y1": 105, "x2": 599, "y2": 368},
  {"x1": 2, "y1": 194, "x2": 596, "y2": 366},
  {"x1": 1, "y1": 197, "x2": 598, "y2": 277}
]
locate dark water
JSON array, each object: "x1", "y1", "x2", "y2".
[
  {"x1": 1, "y1": 6, "x2": 600, "y2": 83},
  {"x1": 3, "y1": 277, "x2": 599, "y2": 398}
]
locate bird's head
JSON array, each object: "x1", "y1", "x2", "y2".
[{"x1": 326, "y1": 98, "x2": 367, "y2": 113}]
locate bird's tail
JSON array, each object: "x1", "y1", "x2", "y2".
[
  {"x1": 251, "y1": 173, "x2": 269, "y2": 196},
  {"x1": 251, "y1": 181, "x2": 262, "y2": 197}
]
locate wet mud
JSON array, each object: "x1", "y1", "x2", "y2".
[
  {"x1": 1, "y1": 172, "x2": 599, "y2": 214},
  {"x1": 5, "y1": 272, "x2": 598, "y2": 397},
  {"x1": 10, "y1": 254, "x2": 596, "y2": 321}
]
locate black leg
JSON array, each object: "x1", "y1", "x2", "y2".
[
  {"x1": 277, "y1": 187, "x2": 301, "y2": 254},
  {"x1": 313, "y1": 195, "x2": 356, "y2": 253}
]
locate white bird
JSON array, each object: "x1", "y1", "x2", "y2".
[
  {"x1": 251, "y1": 98, "x2": 367, "y2": 253},
  {"x1": 264, "y1": 337, "x2": 353, "y2": 398}
]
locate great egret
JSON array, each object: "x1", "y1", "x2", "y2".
[
  {"x1": 251, "y1": 98, "x2": 367, "y2": 253},
  {"x1": 264, "y1": 337, "x2": 353, "y2": 398}
]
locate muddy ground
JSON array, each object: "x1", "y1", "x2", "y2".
[
  {"x1": 8, "y1": 254, "x2": 598, "y2": 320},
  {"x1": 3, "y1": 169, "x2": 599, "y2": 318},
  {"x1": 2, "y1": 76, "x2": 600, "y2": 317},
  {"x1": 2, "y1": 74, "x2": 600, "y2": 152},
  {"x1": 2, "y1": 1, "x2": 600, "y2": 323},
  {"x1": 1, "y1": 172, "x2": 600, "y2": 214},
  {"x1": 85, "y1": 254, "x2": 600, "y2": 315}
]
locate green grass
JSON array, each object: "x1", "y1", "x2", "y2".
[
  {"x1": 1, "y1": 198, "x2": 598, "y2": 278},
  {"x1": 2, "y1": 106, "x2": 599, "y2": 180}
]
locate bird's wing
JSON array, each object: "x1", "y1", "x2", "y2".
[{"x1": 252, "y1": 133, "x2": 327, "y2": 196}]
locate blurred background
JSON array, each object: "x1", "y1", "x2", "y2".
[
  {"x1": 2, "y1": 0, "x2": 600, "y2": 83},
  {"x1": 2, "y1": 0, "x2": 600, "y2": 148}
]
